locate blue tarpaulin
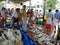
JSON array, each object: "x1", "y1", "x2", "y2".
[
  {"x1": 20, "y1": 30, "x2": 37, "y2": 45},
  {"x1": 0, "y1": 26, "x2": 12, "y2": 28}
]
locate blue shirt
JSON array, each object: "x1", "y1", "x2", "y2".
[
  {"x1": 46, "y1": 12, "x2": 53, "y2": 18},
  {"x1": 54, "y1": 12, "x2": 60, "y2": 19}
]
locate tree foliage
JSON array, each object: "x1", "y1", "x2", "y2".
[
  {"x1": 47, "y1": 0, "x2": 57, "y2": 9},
  {"x1": 0, "y1": 1, "x2": 6, "y2": 7}
]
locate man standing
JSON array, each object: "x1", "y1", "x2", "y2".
[
  {"x1": 21, "y1": 5, "x2": 27, "y2": 31},
  {"x1": 12, "y1": 8, "x2": 20, "y2": 26},
  {"x1": 46, "y1": 9, "x2": 53, "y2": 24},
  {"x1": 54, "y1": 10, "x2": 60, "y2": 19},
  {"x1": 1, "y1": 7, "x2": 6, "y2": 16},
  {"x1": 46, "y1": 9, "x2": 53, "y2": 18},
  {"x1": 54, "y1": 10, "x2": 60, "y2": 41}
]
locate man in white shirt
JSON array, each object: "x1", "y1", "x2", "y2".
[
  {"x1": 1, "y1": 7, "x2": 6, "y2": 16},
  {"x1": 12, "y1": 8, "x2": 20, "y2": 26}
]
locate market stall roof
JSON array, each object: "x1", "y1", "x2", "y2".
[
  {"x1": 11, "y1": 0, "x2": 29, "y2": 3},
  {"x1": 0, "y1": 0, "x2": 29, "y2": 3}
]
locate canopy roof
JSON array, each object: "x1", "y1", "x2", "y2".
[{"x1": 0, "y1": 0, "x2": 29, "y2": 3}]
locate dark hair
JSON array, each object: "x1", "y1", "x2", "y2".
[
  {"x1": 16, "y1": 8, "x2": 20, "y2": 12},
  {"x1": 2, "y1": 7, "x2": 6, "y2": 10},
  {"x1": 55, "y1": 10, "x2": 59, "y2": 12},
  {"x1": 16, "y1": 8, "x2": 20, "y2": 10},
  {"x1": 49, "y1": 9, "x2": 51, "y2": 12},
  {"x1": 23, "y1": 5, "x2": 26, "y2": 8},
  {"x1": 21, "y1": 3, "x2": 23, "y2": 5},
  {"x1": 0, "y1": 12, "x2": 1, "y2": 15}
]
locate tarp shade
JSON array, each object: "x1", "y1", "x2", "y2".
[{"x1": 0, "y1": 0, "x2": 29, "y2": 3}]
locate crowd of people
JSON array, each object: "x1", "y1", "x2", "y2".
[
  {"x1": 47, "y1": 9, "x2": 60, "y2": 19},
  {"x1": 0, "y1": 5, "x2": 43, "y2": 31},
  {"x1": 0, "y1": 4, "x2": 60, "y2": 31},
  {"x1": 46, "y1": 9, "x2": 60, "y2": 25},
  {"x1": 0, "y1": 5, "x2": 27, "y2": 31}
]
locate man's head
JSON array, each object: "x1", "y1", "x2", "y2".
[
  {"x1": 8, "y1": 8, "x2": 10, "y2": 11},
  {"x1": 55, "y1": 10, "x2": 59, "y2": 13},
  {"x1": 40, "y1": 10, "x2": 42, "y2": 12},
  {"x1": 16, "y1": 8, "x2": 20, "y2": 12},
  {"x1": 23, "y1": 5, "x2": 26, "y2": 10},
  {"x1": 49, "y1": 9, "x2": 51, "y2": 12},
  {"x1": 2, "y1": 7, "x2": 6, "y2": 11}
]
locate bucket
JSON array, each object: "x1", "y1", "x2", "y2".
[{"x1": 36, "y1": 19, "x2": 43, "y2": 25}]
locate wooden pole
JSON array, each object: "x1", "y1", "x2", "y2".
[
  {"x1": 43, "y1": 0, "x2": 46, "y2": 25},
  {"x1": 29, "y1": 0, "x2": 31, "y2": 9}
]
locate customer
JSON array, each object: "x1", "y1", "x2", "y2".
[
  {"x1": 54, "y1": 9, "x2": 60, "y2": 36},
  {"x1": 21, "y1": 5, "x2": 27, "y2": 31},
  {"x1": 46, "y1": 9, "x2": 53, "y2": 18},
  {"x1": 46, "y1": 9, "x2": 53, "y2": 24},
  {"x1": 11, "y1": 8, "x2": 14, "y2": 14},
  {"x1": 0, "y1": 13, "x2": 3, "y2": 26},
  {"x1": 54, "y1": 10, "x2": 59, "y2": 19},
  {"x1": 18, "y1": 9, "x2": 22, "y2": 28},
  {"x1": 1, "y1": 7, "x2": 7, "y2": 17},
  {"x1": 8, "y1": 8, "x2": 11, "y2": 16},
  {"x1": 12, "y1": 8, "x2": 20, "y2": 26},
  {"x1": 27, "y1": 9, "x2": 31, "y2": 25},
  {"x1": 29, "y1": 9, "x2": 35, "y2": 24},
  {"x1": 27, "y1": 9, "x2": 30, "y2": 17}
]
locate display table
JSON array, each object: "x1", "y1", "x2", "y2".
[
  {"x1": 0, "y1": 28, "x2": 23, "y2": 45},
  {"x1": 27, "y1": 25, "x2": 55, "y2": 45}
]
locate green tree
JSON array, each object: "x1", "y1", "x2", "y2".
[
  {"x1": 0, "y1": 1, "x2": 6, "y2": 7},
  {"x1": 47, "y1": 0, "x2": 57, "y2": 9}
]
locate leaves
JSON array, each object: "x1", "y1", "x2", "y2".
[
  {"x1": 0, "y1": 1, "x2": 6, "y2": 7},
  {"x1": 47, "y1": 0, "x2": 57, "y2": 9}
]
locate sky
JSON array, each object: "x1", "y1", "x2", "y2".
[
  {"x1": 58, "y1": 0, "x2": 60, "y2": 2},
  {"x1": 24, "y1": 0, "x2": 60, "y2": 6},
  {"x1": 24, "y1": 0, "x2": 43, "y2": 6}
]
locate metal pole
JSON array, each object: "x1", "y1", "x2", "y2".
[
  {"x1": 44, "y1": 0, "x2": 46, "y2": 16},
  {"x1": 29, "y1": 0, "x2": 31, "y2": 9},
  {"x1": 43, "y1": 0, "x2": 46, "y2": 25}
]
